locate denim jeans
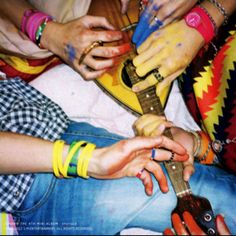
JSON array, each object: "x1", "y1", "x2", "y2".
[{"x1": 13, "y1": 121, "x2": 236, "y2": 235}]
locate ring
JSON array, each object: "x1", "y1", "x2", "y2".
[
  {"x1": 79, "y1": 40, "x2": 103, "y2": 65},
  {"x1": 152, "y1": 16, "x2": 163, "y2": 26},
  {"x1": 152, "y1": 69, "x2": 164, "y2": 83},
  {"x1": 151, "y1": 148, "x2": 156, "y2": 160},
  {"x1": 170, "y1": 151, "x2": 174, "y2": 161},
  {"x1": 136, "y1": 169, "x2": 144, "y2": 179}
]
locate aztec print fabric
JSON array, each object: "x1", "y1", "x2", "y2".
[{"x1": 179, "y1": 15, "x2": 236, "y2": 174}]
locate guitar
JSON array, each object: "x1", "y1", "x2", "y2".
[
  {"x1": 88, "y1": 0, "x2": 170, "y2": 116},
  {"x1": 89, "y1": 0, "x2": 217, "y2": 234}
]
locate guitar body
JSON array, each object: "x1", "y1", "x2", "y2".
[{"x1": 88, "y1": 0, "x2": 170, "y2": 115}]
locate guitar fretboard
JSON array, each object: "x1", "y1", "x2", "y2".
[{"x1": 124, "y1": 59, "x2": 191, "y2": 197}]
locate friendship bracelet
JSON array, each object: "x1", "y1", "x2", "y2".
[
  {"x1": 208, "y1": 0, "x2": 229, "y2": 25},
  {"x1": 35, "y1": 18, "x2": 53, "y2": 48}
]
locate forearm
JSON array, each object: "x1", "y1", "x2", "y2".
[
  {"x1": 0, "y1": 132, "x2": 68, "y2": 174},
  {"x1": 201, "y1": 0, "x2": 236, "y2": 28},
  {"x1": 0, "y1": 0, "x2": 35, "y2": 29}
]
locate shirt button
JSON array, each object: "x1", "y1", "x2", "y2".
[{"x1": 13, "y1": 191, "x2": 20, "y2": 197}]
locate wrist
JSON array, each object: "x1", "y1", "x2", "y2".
[
  {"x1": 190, "y1": 130, "x2": 216, "y2": 164},
  {"x1": 184, "y1": 5, "x2": 216, "y2": 44},
  {"x1": 40, "y1": 20, "x2": 59, "y2": 51}
]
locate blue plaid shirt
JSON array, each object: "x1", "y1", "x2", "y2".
[{"x1": 0, "y1": 78, "x2": 69, "y2": 213}]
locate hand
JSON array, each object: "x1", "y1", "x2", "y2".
[
  {"x1": 164, "y1": 212, "x2": 231, "y2": 235},
  {"x1": 41, "y1": 15, "x2": 131, "y2": 80},
  {"x1": 133, "y1": 114, "x2": 195, "y2": 181},
  {"x1": 132, "y1": 0, "x2": 198, "y2": 47},
  {"x1": 88, "y1": 135, "x2": 189, "y2": 196},
  {"x1": 120, "y1": 0, "x2": 131, "y2": 14},
  {"x1": 132, "y1": 19, "x2": 205, "y2": 94}
]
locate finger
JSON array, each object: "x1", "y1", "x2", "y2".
[
  {"x1": 163, "y1": 228, "x2": 175, "y2": 235},
  {"x1": 135, "y1": 18, "x2": 163, "y2": 48},
  {"x1": 75, "y1": 64, "x2": 107, "y2": 80},
  {"x1": 143, "y1": 121, "x2": 173, "y2": 137},
  {"x1": 136, "y1": 52, "x2": 166, "y2": 77},
  {"x1": 133, "y1": 115, "x2": 166, "y2": 135},
  {"x1": 216, "y1": 215, "x2": 231, "y2": 235},
  {"x1": 92, "y1": 43, "x2": 131, "y2": 58},
  {"x1": 84, "y1": 55, "x2": 115, "y2": 71},
  {"x1": 132, "y1": 7, "x2": 154, "y2": 45},
  {"x1": 83, "y1": 16, "x2": 116, "y2": 30},
  {"x1": 133, "y1": 37, "x2": 164, "y2": 67},
  {"x1": 183, "y1": 163, "x2": 195, "y2": 182},
  {"x1": 152, "y1": 149, "x2": 188, "y2": 162},
  {"x1": 171, "y1": 213, "x2": 189, "y2": 235},
  {"x1": 132, "y1": 1, "x2": 162, "y2": 45},
  {"x1": 145, "y1": 160, "x2": 168, "y2": 193},
  {"x1": 183, "y1": 211, "x2": 205, "y2": 235},
  {"x1": 132, "y1": 73, "x2": 158, "y2": 92},
  {"x1": 138, "y1": 169, "x2": 154, "y2": 196},
  {"x1": 86, "y1": 30, "x2": 123, "y2": 43},
  {"x1": 156, "y1": 68, "x2": 185, "y2": 94},
  {"x1": 158, "y1": 136, "x2": 187, "y2": 156}
]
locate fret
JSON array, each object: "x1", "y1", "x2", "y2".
[{"x1": 124, "y1": 59, "x2": 191, "y2": 197}]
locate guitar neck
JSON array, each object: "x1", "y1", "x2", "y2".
[{"x1": 125, "y1": 60, "x2": 191, "y2": 197}]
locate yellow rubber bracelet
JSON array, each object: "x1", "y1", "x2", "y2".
[
  {"x1": 81, "y1": 143, "x2": 96, "y2": 179},
  {"x1": 76, "y1": 143, "x2": 96, "y2": 178},
  {"x1": 62, "y1": 141, "x2": 86, "y2": 178},
  {"x1": 57, "y1": 140, "x2": 65, "y2": 176},
  {"x1": 53, "y1": 140, "x2": 64, "y2": 178}
]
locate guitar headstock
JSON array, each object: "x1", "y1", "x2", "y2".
[{"x1": 173, "y1": 194, "x2": 217, "y2": 235}]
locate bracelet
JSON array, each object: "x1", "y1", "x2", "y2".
[
  {"x1": 184, "y1": 6, "x2": 216, "y2": 44},
  {"x1": 21, "y1": 9, "x2": 53, "y2": 45},
  {"x1": 195, "y1": 131, "x2": 215, "y2": 164},
  {"x1": 53, "y1": 140, "x2": 65, "y2": 178},
  {"x1": 208, "y1": 0, "x2": 229, "y2": 25},
  {"x1": 62, "y1": 141, "x2": 86, "y2": 178},
  {"x1": 198, "y1": 5, "x2": 218, "y2": 35},
  {"x1": 189, "y1": 130, "x2": 201, "y2": 157},
  {"x1": 35, "y1": 18, "x2": 53, "y2": 48},
  {"x1": 77, "y1": 143, "x2": 96, "y2": 179}
]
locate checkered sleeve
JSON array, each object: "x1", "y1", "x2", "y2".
[{"x1": 0, "y1": 78, "x2": 69, "y2": 213}]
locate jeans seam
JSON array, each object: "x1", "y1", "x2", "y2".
[
  {"x1": 13, "y1": 176, "x2": 56, "y2": 216},
  {"x1": 63, "y1": 131, "x2": 123, "y2": 141}
]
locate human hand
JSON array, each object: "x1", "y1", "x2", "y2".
[
  {"x1": 88, "y1": 135, "x2": 188, "y2": 196},
  {"x1": 41, "y1": 15, "x2": 131, "y2": 80},
  {"x1": 132, "y1": 0, "x2": 198, "y2": 47},
  {"x1": 163, "y1": 212, "x2": 231, "y2": 235},
  {"x1": 132, "y1": 19, "x2": 205, "y2": 94},
  {"x1": 133, "y1": 114, "x2": 195, "y2": 181}
]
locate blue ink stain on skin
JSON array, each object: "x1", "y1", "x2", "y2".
[
  {"x1": 177, "y1": 43, "x2": 182, "y2": 47},
  {"x1": 66, "y1": 44, "x2": 76, "y2": 62}
]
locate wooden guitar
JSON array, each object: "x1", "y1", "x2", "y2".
[
  {"x1": 88, "y1": 0, "x2": 170, "y2": 116},
  {"x1": 89, "y1": 0, "x2": 217, "y2": 234}
]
